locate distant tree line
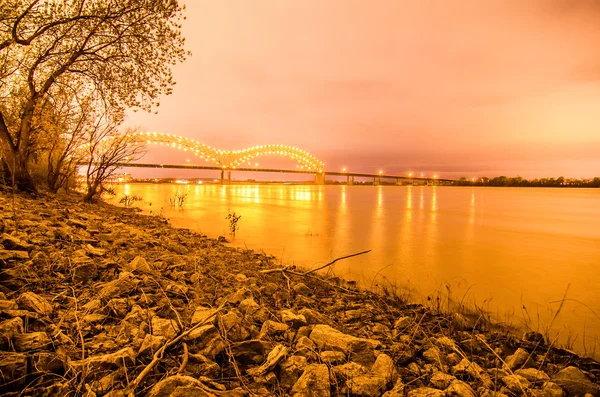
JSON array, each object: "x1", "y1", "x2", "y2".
[{"x1": 456, "y1": 176, "x2": 600, "y2": 188}]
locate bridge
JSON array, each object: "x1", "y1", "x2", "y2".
[{"x1": 111, "y1": 132, "x2": 455, "y2": 185}]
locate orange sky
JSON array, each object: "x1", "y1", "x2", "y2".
[{"x1": 126, "y1": 0, "x2": 600, "y2": 179}]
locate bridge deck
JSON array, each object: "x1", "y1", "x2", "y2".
[{"x1": 110, "y1": 163, "x2": 456, "y2": 182}]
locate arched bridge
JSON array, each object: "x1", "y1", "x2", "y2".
[
  {"x1": 110, "y1": 132, "x2": 456, "y2": 185},
  {"x1": 130, "y1": 132, "x2": 325, "y2": 172}
]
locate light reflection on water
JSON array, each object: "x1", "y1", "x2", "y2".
[{"x1": 112, "y1": 184, "x2": 600, "y2": 357}]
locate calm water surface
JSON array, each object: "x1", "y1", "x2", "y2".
[{"x1": 113, "y1": 184, "x2": 600, "y2": 356}]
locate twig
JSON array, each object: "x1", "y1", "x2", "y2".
[
  {"x1": 259, "y1": 250, "x2": 371, "y2": 277},
  {"x1": 303, "y1": 250, "x2": 371, "y2": 276},
  {"x1": 177, "y1": 343, "x2": 189, "y2": 375},
  {"x1": 126, "y1": 303, "x2": 226, "y2": 394}
]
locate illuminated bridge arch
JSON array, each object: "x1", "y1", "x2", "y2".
[{"x1": 130, "y1": 132, "x2": 325, "y2": 172}]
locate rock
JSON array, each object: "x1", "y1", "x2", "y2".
[
  {"x1": 239, "y1": 298, "x2": 260, "y2": 316},
  {"x1": 107, "y1": 298, "x2": 130, "y2": 318},
  {"x1": 408, "y1": 362, "x2": 421, "y2": 375},
  {"x1": 126, "y1": 256, "x2": 153, "y2": 273},
  {"x1": 553, "y1": 366, "x2": 600, "y2": 396},
  {"x1": 478, "y1": 390, "x2": 509, "y2": 397},
  {"x1": 219, "y1": 311, "x2": 249, "y2": 342},
  {"x1": 296, "y1": 336, "x2": 317, "y2": 351},
  {"x1": 227, "y1": 287, "x2": 252, "y2": 304},
  {"x1": 422, "y1": 346, "x2": 444, "y2": 366},
  {"x1": 151, "y1": 316, "x2": 180, "y2": 340},
  {"x1": 346, "y1": 375, "x2": 387, "y2": 397},
  {"x1": 523, "y1": 331, "x2": 545, "y2": 345},
  {"x1": 230, "y1": 340, "x2": 269, "y2": 365},
  {"x1": 31, "y1": 352, "x2": 64, "y2": 373},
  {"x1": 504, "y1": 347, "x2": 534, "y2": 370},
  {"x1": 293, "y1": 282, "x2": 312, "y2": 295},
  {"x1": 0, "y1": 299, "x2": 18, "y2": 310},
  {"x1": 344, "y1": 309, "x2": 365, "y2": 322},
  {"x1": 0, "y1": 250, "x2": 30, "y2": 260},
  {"x1": 146, "y1": 375, "x2": 214, "y2": 397},
  {"x1": 435, "y1": 336, "x2": 459, "y2": 352},
  {"x1": 1, "y1": 233, "x2": 33, "y2": 251},
  {"x1": 185, "y1": 324, "x2": 223, "y2": 358},
  {"x1": 452, "y1": 358, "x2": 493, "y2": 388},
  {"x1": 97, "y1": 272, "x2": 139, "y2": 299},
  {"x1": 407, "y1": 387, "x2": 446, "y2": 397},
  {"x1": 539, "y1": 382, "x2": 566, "y2": 397},
  {"x1": 502, "y1": 374, "x2": 531, "y2": 393},
  {"x1": 190, "y1": 306, "x2": 218, "y2": 325},
  {"x1": 84, "y1": 244, "x2": 105, "y2": 257},
  {"x1": 186, "y1": 354, "x2": 220, "y2": 378},
  {"x1": 17, "y1": 291, "x2": 52, "y2": 316},
  {"x1": 291, "y1": 363, "x2": 331, "y2": 397},
  {"x1": 445, "y1": 380, "x2": 476, "y2": 397},
  {"x1": 452, "y1": 313, "x2": 473, "y2": 330},
  {"x1": 90, "y1": 369, "x2": 123, "y2": 395},
  {"x1": 280, "y1": 309, "x2": 307, "y2": 328},
  {"x1": 430, "y1": 372, "x2": 456, "y2": 389},
  {"x1": 372, "y1": 353, "x2": 398, "y2": 386},
  {"x1": 309, "y1": 324, "x2": 379, "y2": 365},
  {"x1": 383, "y1": 380, "x2": 405, "y2": 397},
  {"x1": 332, "y1": 362, "x2": 368, "y2": 380},
  {"x1": 0, "y1": 317, "x2": 23, "y2": 346},
  {"x1": 70, "y1": 347, "x2": 135, "y2": 373},
  {"x1": 138, "y1": 334, "x2": 165, "y2": 357},
  {"x1": 0, "y1": 352, "x2": 27, "y2": 385},
  {"x1": 279, "y1": 355, "x2": 308, "y2": 389},
  {"x1": 515, "y1": 368, "x2": 550, "y2": 383},
  {"x1": 259, "y1": 320, "x2": 289, "y2": 339},
  {"x1": 320, "y1": 350, "x2": 346, "y2": 365},
  {"x1": 73, "y1": 262, "x2": 98, "y2": 282},
  {"x1": 393, "y1": 316, "x2": 411, "y2": 329},
  {"x1": 248, "y1": 344, "x2": 288, "y2": 377},
  {"x1": 14, "y1": 331, "x2": 52, "y2": 351},
  {"x1": 371, "y1": 323, "x2": 391, "y2": 337},
  {"x1": 299, "y1": 308, "x2": 326, "y2": 325},
  {"x1": 123, "y1": 305, "x2": 152, "y2": 325}
]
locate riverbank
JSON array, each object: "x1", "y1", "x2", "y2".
[{"x1": 0, "y1": 190, "x2": 598, "y2": 396}]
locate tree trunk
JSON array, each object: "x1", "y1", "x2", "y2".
[{"x1": 0, "y1": 150, "x2": 37, "y2": 193}]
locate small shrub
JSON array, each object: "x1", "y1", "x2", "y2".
[
  {"x1": 226, "y1": 210, "x2": 242, "y2": 235},
  {"x1": 169, "y1": 186, "x2": 189, "y2": 208},
  {"x1": 119, "y1": 195, "x2": 142, "y2": 207}
]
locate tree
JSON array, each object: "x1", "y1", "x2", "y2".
[
  {"x1": 0, "y1": 0, "x2": 187, "y2": 192},
  {"x1": 81, "y1": 112, "x2": 145, "y2": 203}
]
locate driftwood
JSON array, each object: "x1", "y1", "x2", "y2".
[{"x1": 260, "y1": 249, "x2": 371, "y2": 277}]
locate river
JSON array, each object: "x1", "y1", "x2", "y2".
[{"x1": 112, "y1": 183, "x2": 600, "y2": 357}]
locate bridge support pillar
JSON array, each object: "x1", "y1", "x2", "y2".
[
  {"x1": 373, "y1": 177, "x2": 379, "y2": 186},
  {"x1": 314, "y1": 173, "x2": 325, "y2": 185},
  {"x1": 347, "y1": 175, "x2": 354, "y2": 186},
  {"x1": 220, "y1": 170, "x2": 231, "y2": 185},
  {"x1": 396, "y1": 179, "x2": 403, "y2": 186}
]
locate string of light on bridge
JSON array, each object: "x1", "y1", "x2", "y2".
[
  {"x1": 130, "y1": 132, "x2": 325, "y2": 172},
  {"x1": 121, "y1": 132, "x2": 447, "y2": 179}
]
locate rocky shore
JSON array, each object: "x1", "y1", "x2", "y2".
[{"x1": 0, "y1": 190, "x2": 598, "y2": 397}]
